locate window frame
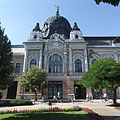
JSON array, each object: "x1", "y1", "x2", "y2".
[{"x1": 48, "y1": 54, "x2": 63, "y2": 73}]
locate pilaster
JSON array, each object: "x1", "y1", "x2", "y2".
[
  {"x1": 84, "y1": 48, "x2": 88, "y2": 72},
  {"x1": 23, "y1": 47, "x2": 28, "y2": 73},
  {"x1": 39, "y1": 48, "x2": 43, "y2": 69},
  {"x1": 69, "y1": 48, "x2": 72, "y2": 75}
]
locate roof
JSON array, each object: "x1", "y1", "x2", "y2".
[
  {"x1": 84, "y1": 36, "x2": 120, "y2": 45},
  {"x1": 12, "y1": 45, "x2": 24, "y2": 48},
  {"x1": 42, "y1": 15, "x2": 71, "y2": 39},
  {"x1": 12, "y1": 45, "x2": 24, "y2": 55}
]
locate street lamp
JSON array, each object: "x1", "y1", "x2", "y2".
[{"x1": 34, "y1": 88, "x2": 37, "y2": 102}]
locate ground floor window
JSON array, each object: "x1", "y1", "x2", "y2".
[
  {"x1": 48, "y1": 81, "x2": 62, "y2": 99},
  {"x1": 92, "y1": 89, "x2": 102, "y2": 99},
  {"x1": 106, "y1": 89, "x2": 114, "y2": 99}
]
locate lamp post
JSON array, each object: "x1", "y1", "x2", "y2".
[{"x1": 34, "y1": 88, "x2": 37, "y2": 102}]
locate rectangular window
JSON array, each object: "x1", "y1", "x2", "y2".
[
  {"x1": 11, "y1": 63, "x2": 14, "y2": 68},
  {"x1": 15, "y1": 63, "x2": 20, "y2": 73}
]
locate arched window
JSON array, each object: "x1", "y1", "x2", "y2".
[
  {"x1": 92, "y1": 59, "x2": 97, "y2": 64},
  {"x1": 34, "y1": 35, "x2": 37, "y2": 39},
  {"x1": 49, "y1": 54, "x2": 63, "y2": 73},
  {"x1": 30, "y1": 59, "x2": 37, "y2": 67},
  {"x1": 75, "y1": 59, "x2": 82, "y2": 72},
  {"x1": 75, "y1": 34, "x2": 78, "y2": 39}
]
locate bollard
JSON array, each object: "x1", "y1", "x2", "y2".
[{"x1": 48, "y1": 100, "x2": 52, "y2": 108}]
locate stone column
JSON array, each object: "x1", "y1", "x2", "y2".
[
  {"x1": 69, "y1": 48, "x2": 72, "y2": 75},
  {"x1": 44, "y1": 53, "x2": 47, "y2": 72},
  {"x1": 64, "y1": 44, "x2": 67, "y2": 75},
  {"x1": 84, "y1": 48, "x2": 88, "y2": 72},
  {"x1": 39, "y1": 48, "x2": 42, "y2": 69},
  {"x1": 114, "y1": 50, "x2": 119, "y2": 63},
  {"x1": 23, "y1": 48, "x2": 28, "y2": 73}
]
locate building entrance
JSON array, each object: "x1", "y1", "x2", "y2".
[
  {"x1": 7, "y1": 81, "x2": 18, "y2": 99},
  {"x1": 48, "y1": 81, "x2": 63, "y2": 99},
  {"x1": 74, "y1": 83, "x2": 86, "y2": 99}
]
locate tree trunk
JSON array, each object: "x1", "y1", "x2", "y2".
[
  {"x1": 113, "y1": 88, "x2": 117, "y2": 105},
  {"x1": 42, "y1": 88, "x2": 43, "y2": 96},
  {"x1": 35, "y1": 90, "x2": 37, "y2": 101}
]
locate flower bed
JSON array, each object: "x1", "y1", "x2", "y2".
[
  {"x1": 80, "y1": 107, "x2": 107, "y2": 120},
  {"x1": 0, "y1": 106, "x2": 108, "y2": 120}
]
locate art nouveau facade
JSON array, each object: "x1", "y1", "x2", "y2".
[{"x1": 3, "y1": 9, "x2": 120, "y2": 100}]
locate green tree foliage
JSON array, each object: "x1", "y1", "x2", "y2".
[
  {"x1": 80, "y1": 58, "x2": 120, "y2": 104},
  {"x1": 0, "y1": 23, "x2": 14, "y2": 90},
  {"x1": 94, "y1": 0, "x2": 120, "y2": 6},
  {"x1": 21, "y1": 66, "x2": 47, "y2": 101}
]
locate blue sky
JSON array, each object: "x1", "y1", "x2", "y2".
[{"x1": 0, "y1": 0, "x2": 120, "y2": 45}]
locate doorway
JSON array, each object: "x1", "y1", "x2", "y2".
[
  {"x1": 48, "y1": 81, "x2": 63, "y2": 99},
  {"x1": 7, "y1": 81, "x2": 18, "y2": 99},
  {"x1": 74, "y1": 83, "x2": 86, "y2": 99}
]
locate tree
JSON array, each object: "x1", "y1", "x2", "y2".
[
  {"x1": 94, "y1": 0, "x2": 120, "y2": 6},
  {"x1": 21, "y1": 66, "x2": 47, "y2": 101},
  {"x1": 79, "y1": 58, "x2": 120, "y2": 104},
  {"x1": 0, "y1": 22, "x2": 14, "y2": 90}
]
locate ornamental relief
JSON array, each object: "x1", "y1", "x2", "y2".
[
  {"x1": 28, "y1": 51, "x2": 39, "y2": 57},
  {"x1": 45, "y1": 46, "x2": 64, "y2": 58},
  {"x1": 91, "y1": 54, "x2": 100, "y2": 60},
  {"x1": 103, "y1": 54, "x2": 113, "y2": 58},
  {"x1": 47, "y1": 41, "x2": 64, "y2": 51},
  {"x1": 73, "y1": 54, "x2": 83, "y2": 61},
  {"x1": 72, "y1": 50, "x2": 84, "y2": 56}
]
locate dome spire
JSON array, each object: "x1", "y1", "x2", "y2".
[
  {"x1": 72, "y1": 22, "x2": 80, "y2": 31},
  {"x1": 33, "y1": 23, "x2": 41, "y2": 32},
  {"x1": 56, "y1": 5, "x2": 59, "y2": 16}
]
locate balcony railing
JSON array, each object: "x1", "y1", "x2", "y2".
[
  {"x1": 47, "y1": 72, "x2": 85, "y2": 77},
  {"x1": 48, "y1": 73, "x2": 65, "y2": 76}
]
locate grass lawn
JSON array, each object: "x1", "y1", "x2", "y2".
[{"x1": 0, "y1": 111, "x2": 92, "y2": 120}]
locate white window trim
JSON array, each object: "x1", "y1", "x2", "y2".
[
  {"x1": 28, "y1": 55, "x2": 38, "y2": 71},
  {"x1": 73, "y1": 54, "x2": 83, "y2": 73}
]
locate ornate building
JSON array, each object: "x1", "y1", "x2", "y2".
[{"x1": 3, "y1": 8, "x2": 120, "y2": 100}]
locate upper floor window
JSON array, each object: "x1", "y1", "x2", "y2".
[
  {"x1": 92, "y1": 59, "x2": 97, "y2": 64},
  {"x1": 49, "y1": 54, "x2": 63, "y2": 73},
  {"x1": 75, "y1": 59, "x2": 82, "y2": 72},
  {"x1": 30, "y1": 59, "x2": 37, "y2": 67},
  {"x1": 75, "y1": 34, "x2": 78, "y2": 39},
  {"x1": 34, "y1": 35, "x2": 37, "y2": 39},
  {"x1": 15, "y1": 63, "x2": 20, "y2": 73}
]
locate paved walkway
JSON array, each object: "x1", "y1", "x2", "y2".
[{"x1": 0, "y1": 100, "x2": 120, "y2": 120}]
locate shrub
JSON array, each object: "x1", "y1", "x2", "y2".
[
  {"x1": 0, "y1": 90, "x2": 3, "y2": 99},
  {"x1": 0, "y1": 99, "x2": 33, "y2": 106},
  {"x1": 70, "y1": 106, "x2": 82, "y2": 111}
]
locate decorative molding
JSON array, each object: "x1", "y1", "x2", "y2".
[
  {"x1": 73, "y1": 50, "x2": 83, "y2": 56},
  {"x1": 89, "y1": 54, "x2": 100, "y2": 65},
  {"x1": 103, "y1": 54, "x2": 113, "y2": 58}
]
